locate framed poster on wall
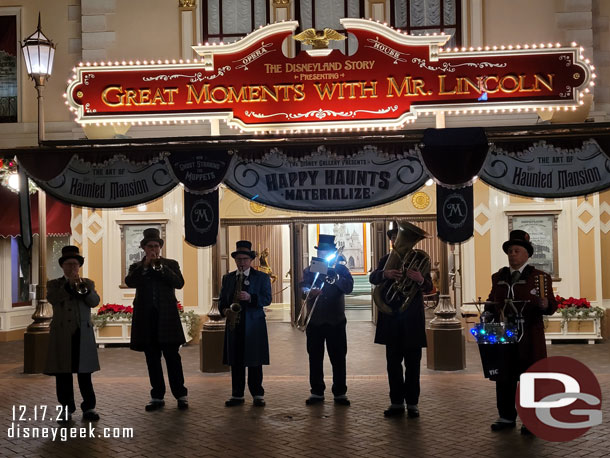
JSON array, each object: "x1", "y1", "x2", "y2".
[
  {"x1": 118, "y1": 221, "x2": 167, "y2": 287},
  {"x1": 507, "y1": 212, "x2": 560, "y2": 280},
  {"x1": 318, "y1": 222, "x2": 368, "y2": 275}
]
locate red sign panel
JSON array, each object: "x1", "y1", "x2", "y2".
[{"x1": 66, "y1": 19, "x2": 593, "y2": 131}]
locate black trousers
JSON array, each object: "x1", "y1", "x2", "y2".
[
  {"x1": 56, "y1": 373, "x2": 96, "y2": 414},
  {"x1": 306, "y1": 321, "x2": 347, "y2": 397},
  {"x1": 496, "y1": 376, "x2": 519, "y2": 421},
  {"x1": 386, "y1": 344, "x2": 422, "y2": 405},
  {"x1": 144, "y1": 344, "x2": 188, "y2": 400},
  {"x1": 55, "y1": 329, "x2": 96, "y2": 413},
  {"x1": 231, "y1": 365, "x2": 264, "y2": 398}
]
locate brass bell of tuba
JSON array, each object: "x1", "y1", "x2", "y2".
[
  {"x1": 372, "y1": 221, "x2": 431, "y2": 315},
  {"x1": 227, "y1": 271, "x2": 244, "y2": 331}
]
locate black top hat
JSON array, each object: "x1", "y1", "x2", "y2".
[
  {"x1": 140, "y1": 228, "x2": 164, "y2": 248},
  {"x1": 502, "y1": 229, "x2": 534, "y2": 257},
  {"x1": 314, "y1": 234, "x2": 336, "y2": 251},
  {"x1": 231, "y1": 240, "x2": 257, "y2": 259},
  {"x1": 58, "y1": 245, "x2": 84, "y2": 266}
]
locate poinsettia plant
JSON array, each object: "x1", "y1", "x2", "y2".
[
  {"x1": 553, "y1": 295, "x2": 604, "y2": 326},
  {"x1": 92, "y1": 301, "x2": 200, "y2": 339}
]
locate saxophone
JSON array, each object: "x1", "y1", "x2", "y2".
[{"x1": 227, "y1": 271, "x2": 244, "y2": 331}]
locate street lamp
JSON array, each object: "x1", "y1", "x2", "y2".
[
  {"x1": 21, "y1": 13, "x2": 55, "y2": 144},
  {"x1": 21, "y1": 13, "x2": 55, "y2": 373}
]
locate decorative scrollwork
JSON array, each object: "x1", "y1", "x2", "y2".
[
  {"x1": 411, "y1": 57, "x2": 507, "y2": 73},
  {"x1": 142, "y1": 66, "x2": 232, "y2": 83},
  {"x1": 244, "y1": 105, "x2": 398, "y2": 120}
]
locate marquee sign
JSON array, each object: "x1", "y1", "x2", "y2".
[{"x1": 66, "y1": 19, "x2": 593, "y2": 131}]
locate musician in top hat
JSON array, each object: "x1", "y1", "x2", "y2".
[
  {"x1": 300, "y1": 234, "x2": 353, "y2": 406},
  {"x1": 486, "y1": 229, "x2": 557, "y2": 434},
  {"x1": 45, "y1": 245, "x2": 101, "y2": 423},
  {"x1": 125, "y1": 228, "x2": 188, "y2": 411},
  {"x1": 369, "y1": 225, "x2": 433, "y2": 418},
  {"x1": 219, "y1": 240, "x2": 272, "y2": 407}
]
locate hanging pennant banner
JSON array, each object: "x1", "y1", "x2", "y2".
[
  {"x1": 436, "y1": 184, "x2": 474, "y2": 243},
  {"x1": 35, "y1": 155, "x2": 178, "y2": 207},
  {"x1": 480, "y1": 140, "x2": 610, "y2": 198},
  {"x1": 168, "y1": 150, "x2": 233, "y2": 192},
  {"x1": 184, "y1": 189, "x2": 218, "y2": 247},
  {"x1": 223, "y1": 146, "x2": 427, "y2": 212}
]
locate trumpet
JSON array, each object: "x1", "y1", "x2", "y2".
[
  {"x1": 74, "y1": 277, "x2": 89, "y2": 296},
  {"x1": 151, "y1": 258, "x2": 163, "y2": 272},
  {"x1": 296, "y1": 247, "x2": 343, "y2": 332}
]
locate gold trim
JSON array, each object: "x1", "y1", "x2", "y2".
[
  {"x1": 412, "y1": 192, "x2": 431, "y2": 210},
  {"x1": 179, "y1": 0, "x2": 196, "y2": 7},
  {"x1": 249, "y1": 201, "x2": 267, "y2": 214}
]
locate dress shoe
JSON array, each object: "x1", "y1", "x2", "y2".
[
  {"x1": 334, "y1": 396, "x2": 351, "y2": 406},
  {"x1": 491, "y1": 419, "x2": 516, "y2": 431},
  {"x1": 145, "y1": 400, "x2": 165, "y2": 412},
  {"x1": 520, "y1": 425, "x2": 533, "y2": 436},
  {"x1": 305, "y1": 395, "x2": 325, "y2": 405},
  {"x1": 253, "y1": 397, "x2": 266, "y2": 407},
  {"x1": 82, "y1": 409, "x2": 100, "y2": 421},
  {"x1": 384, "y1": 406, "x2": 405, "y2": 417},
  {"x1": 177, "y1": 399, "x2": 189, "y2": 410},
  {"x1": 407, "y1": 405, "x2": 420, "y2": 418},
  {"x1": 225, "y1": 398, "x2": 245, "y2": 407}
]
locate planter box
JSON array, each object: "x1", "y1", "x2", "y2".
[
  {"x1": 95, "y1": 318, "x2": 191, "y2": 347},
  {"x1": 544, "y1": 315, "x2": 602, "y2": 345}
]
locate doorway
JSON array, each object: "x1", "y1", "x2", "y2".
[{"x1": 219, "y1": 215, "x2": 441, "y2": 325}]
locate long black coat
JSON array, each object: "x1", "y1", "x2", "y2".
[
  {"x1": 45, "y1": 277, "x2": 100, "y2": 374},
  {"x1": 486, "y1": 264, "x2": 557, "y2": 374},
  {"x1": 125, "y1": 257, "x2": 185, "y2": 351},
  {"x1": 370, "y1": 253, "x2": 433, "y2": 349},
  {"x1": 219, "y1": 268, "x2": 272, "y2": 366}
]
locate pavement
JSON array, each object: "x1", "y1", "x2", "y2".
[{"x1": 1, "y1": 322, "x2": 609, "y2": 458}]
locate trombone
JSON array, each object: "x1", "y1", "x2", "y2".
[{"x1": 296, "y1": 248, "x2": 343, "y2": 332}]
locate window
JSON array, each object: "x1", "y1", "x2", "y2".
[
  {"x1": 392, "y1": 0, "x2": 461, "y2": 48},
  {"x1": 203, "y1": 0, "x2": 271, "y2": 44},
  {"x1": 0, "y1": 12, "x2": 18, "y2": 123},
  {"x1": 11, "y1": 237, "x2": 31, "y2": 305},
  {"x1": 119, "y1": 222, "x2": 167, "y2": 288},
  {"x1": 202, "y1": 1, "x2": 462, "y2": 49},
  {"x1": 507, "y1": 212, "x2": 560, "y2": 281}
]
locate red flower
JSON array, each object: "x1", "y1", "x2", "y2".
[{"x1": 555, "y1": 295, "x2": 590, "y2": 309}]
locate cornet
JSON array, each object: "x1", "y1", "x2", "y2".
[
  {"x1": 151, "y1": 258, "x2": 163, "y2": 272},
  {"x1": 74, "y1": 277, "x2": 89, "y2": 296}
]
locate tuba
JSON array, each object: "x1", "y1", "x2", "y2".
[
  {"x1": 227, "y1": 271, "x2": 244, "y2": 331},
  {"x1": 373, "y1": 221, "x2": 431, "y2": 315}
]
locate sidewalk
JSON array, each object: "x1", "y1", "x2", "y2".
[{"x1": 1, "y1": 322, "x2": 609, "y2": 457}]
